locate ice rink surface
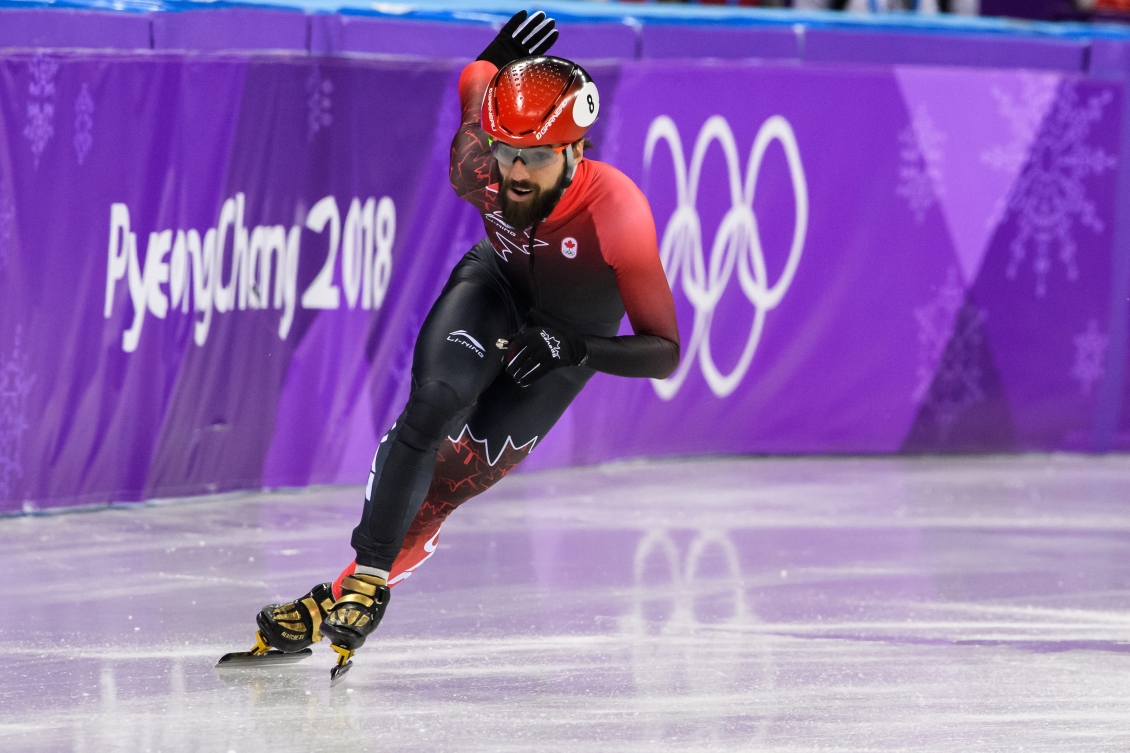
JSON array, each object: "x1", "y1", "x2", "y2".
[{"x1": 4, "y1": 455, "x2": 1130, "y2": 752}]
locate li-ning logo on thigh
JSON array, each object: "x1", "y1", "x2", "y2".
[
  {"x1": 644, "y1": 115, "x2": 809, "y2": 400},
  {"x1": 447, "y1": 329, "x2": 485, "y2": 358}
]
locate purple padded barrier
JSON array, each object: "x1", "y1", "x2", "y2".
[
  {"x1": 0, "y1": 54, "x2": 1125, "y2": 511},
  {"x1": 640, "y1": 24, "x2": 798, "y2": 60},
  {"x1": 312, "y1": 17, "x2": 635, "y2": 61},
  {"x1": 0, "y1": 9, "x2": 151, "y2": 50},
  {"x1": 312, "y1": 16, "x2": 494, "y2": 58},
  {"x1": 551, "y1": 23, "x2": 638, "y2": 62},
  {"x1": 804, "y1": 29, "x2": 1088, "y2": 72},
  {"x1": 151, "y1": 8, "x2": 309, "y2": 52},
  {"x1": 1090, "y1": 39, "x2": 1130, "y2": 450},
  {"x1": 1092, "y1": 37, "x2": 1130, "y2": 78}
]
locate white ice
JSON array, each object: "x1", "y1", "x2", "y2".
[{"x1": 3, "y1": 455, "x2": 1130, "y2": 751}]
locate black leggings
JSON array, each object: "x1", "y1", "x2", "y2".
[{"x1": 351, "y1": 241, "x2": 593, "y2": 570}]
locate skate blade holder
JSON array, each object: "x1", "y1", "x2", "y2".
[
  {"x1": 329, "y1": 643, "x2": 355, "y2": 686},
  {"x1": 215, "y1": 631, "x2": 313, "y2": 668}
]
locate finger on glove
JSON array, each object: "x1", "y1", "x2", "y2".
[
  {"x1": 511, "y1": 10, "x2": 557, "y2": 55},
  {"x1": 512, "y1": 360, "x2": 543, "y2": 387},
  {"x1": 499, "y1": 10, "x2": 529, "y2": 37},
  {"x1": 528, "y1": 28, "x2": 557, "y2": 55},
  {"x1": 511, "y1": 10, "x2": 543, "y2": 39},
  {"x1": 505, "y1": 346, "x2": 543, "y2": 387},
  {"x1": 505, "y1": 347, "x2": 532, "y2": 378}
]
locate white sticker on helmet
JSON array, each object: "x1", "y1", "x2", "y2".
[{"x1": 572, "y1": 82, "x2": 600, "y2": 128}]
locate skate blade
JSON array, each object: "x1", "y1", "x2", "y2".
[
  {"x1": 215, "y1": 647, "x2": 313, "y2": 668},
  {"x1": 329, "y1": 659, "x2": 353, "y2": 686}
]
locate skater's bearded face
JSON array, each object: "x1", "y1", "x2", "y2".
[{"x1": 496, "y1": 140, "x2": 583, "y2": 231}]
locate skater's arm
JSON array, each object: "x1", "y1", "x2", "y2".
[
  {"x1": 449, "y1": 61, "x2": 499, "y2": 210},
  {"x1": 585, "y1": 176, "x2": 680, "y2": 380},
  {"x1": 450, "y1": 12, "x2": 560, "y2": 212},
  {"x1": 581, "y1": 333, "x2": 680, "y2": 380}
]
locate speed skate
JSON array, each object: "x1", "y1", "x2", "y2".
[{"x1": 214, "y1": 631, "x2": 313, "y2": 668}]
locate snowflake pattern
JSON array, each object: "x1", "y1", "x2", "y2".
[
  {"x1": 23, "y1": 55, "x2": 59, "y2": 169},
  {"x1": 1002, "y1": 83, "x2": 1116, "y2": 297},
  {"x1": 0, "y1": 327, "x2": 35, "y2": 503},
  {"x1": 981, "y1": 74, "x2": 1060, "y2": 174},
  {"x1": 896, "y1": 106, "x2": 946, "y2": 224},
  {"x1": 306, "y1": 67, "x2": 333, "y2": 142},
  {"x1": 913, "y1": 267, "x2": 965, "y2": 402},
  {"x1": 1070, "y1": 318, "x2": 1108, "y2": 397},
  {"x1": 0, "y1": 185, "x2": 14, "y2": 274},
  {"x1": 73, "y1": 83, "x2": 94, "y2": 166},
  {"x1": 918, "y1": 298, "x2": 987, "y2": 439}
]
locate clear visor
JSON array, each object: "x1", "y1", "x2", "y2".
[{"x1": 490, "y1": 140, "x2": 566, "y2": 170}]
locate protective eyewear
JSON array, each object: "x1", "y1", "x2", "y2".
[{"x1": 489, "y1": 139, "x2": 567, "y2": 170}]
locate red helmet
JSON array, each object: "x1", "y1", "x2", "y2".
[{"x1": 480, "y1": 56, "x2": 600, "y2": 148}]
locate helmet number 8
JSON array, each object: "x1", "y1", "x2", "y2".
[{"x1": 572, "y1": 81, "x2": 600, "y2": 129}]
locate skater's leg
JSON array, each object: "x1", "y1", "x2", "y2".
[
  {"x1": 322, "y1": 263, "x2": 515, "y2": 654},
  {"x1": 349, "y1": 273, "x2": 512, "y2": 572},
  {"x1": 388, "y1": 363, "x2": 594, "y2": 584},
  {"x1": 331, "y1": 364, "x2": 592, "y2": 592}
]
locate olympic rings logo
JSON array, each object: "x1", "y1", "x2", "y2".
[{"x1": 644, "y1": 115, "x2": 809, "y2": 399}]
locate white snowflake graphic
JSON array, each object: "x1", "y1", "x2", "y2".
[
  {"x1": 1070, "y1": 318, "x2": 1108, "y2": 397},
  {"x1": 982, "y1": 74, "x2": 1060, "y2": 174},
  {"x1": 0, "y1": 326, "x2": 35, "y2": 503},
  {"x1": 1002, "y1": 83, "x2": 1116, "y2": 297},
  {"x1": 73, "y1": 83, "x2": 94, "y2": 166},
  {"x1": 23, "y1": 54, "x2": 59, "y2": 169},
  {"x1": 306, "y1": 67, "x2": 333, "y2": 142},
  {"x1": 918, "y1": 298, "x2": 987, "y2": 439},
  {"x1": 897, "y1": 106, "x2": 946, "y2": 224},
  {"x1": 0, "y1": 185, "x2": 14, "y2": 274},
  {"x1": 913, "y1": 267, "x2": 965, "y2": 403}
]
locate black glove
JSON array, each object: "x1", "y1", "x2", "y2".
[
  {"x1": 504, "y1": 325, "x2": 587, "y2": 387},
  {"x1": 476, "y1": 10, "x2": 559, "y2": 70}
]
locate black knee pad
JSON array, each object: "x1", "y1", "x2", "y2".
[{"x1": 397, "y1": 380, "x2": 464, "y2": 452}]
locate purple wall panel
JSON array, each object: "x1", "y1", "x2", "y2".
[
  {"x1": 0, "y1": 9, "x2": 151, "y2": 51},
  {"x1": 640, "y1": 25, "x2": 798, "y2": 60},
  {"x1": 804, "y1": 29, "x2": 1087, "y2": 72},
  {"x1": 151, "y1": 9, "x2": 309, "y2": 52}
]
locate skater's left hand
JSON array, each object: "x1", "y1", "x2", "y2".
[
  {"x1": 476, "y1": 10, "x2": 559, "y2": 70},
  {"x1": 504, "y1": 324, "x2": 587, "y2": 387}
]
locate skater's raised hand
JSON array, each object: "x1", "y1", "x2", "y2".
[
  {"x1": 504, "y1": 324, "x2": 586, "y2": 387},
  {"x1": 476, "y1": 10, "x2": 559, "y2": 70}
]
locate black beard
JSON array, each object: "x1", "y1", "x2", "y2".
[{"x1": 498, "y1": 166, "x2": 569, "y2": 231}]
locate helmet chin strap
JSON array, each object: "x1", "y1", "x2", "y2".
[{"x1": 564, "y1": 147, "x2": 577, "y2": 185}]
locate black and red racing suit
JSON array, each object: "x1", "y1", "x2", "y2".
[{"x1": 343, "y1": 60, "x2": 679, "y2": 588}]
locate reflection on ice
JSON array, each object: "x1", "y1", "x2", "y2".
[
  {"x1": 624, "y1": 529, "x2": 773, "y2": 746},
  {"x1": 4, "y1": 455, "x2": 1130, "y2": 751}
]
